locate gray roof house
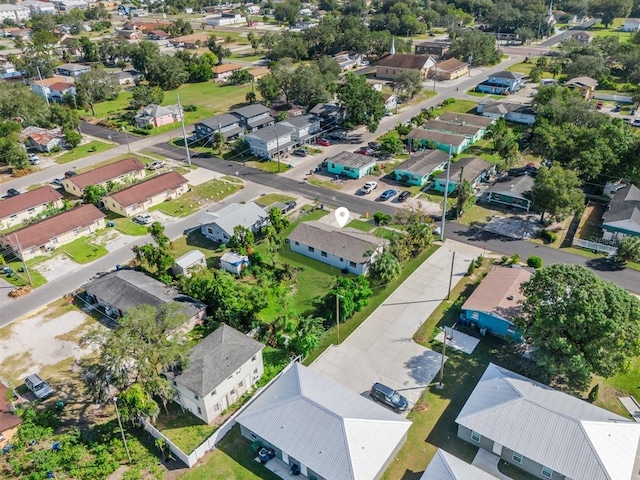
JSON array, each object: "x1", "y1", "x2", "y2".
[
  {"x1": 486, "y1": 173, "x2": 535, "y2": 211},
  {"x1": 193, "y1": 113, "x2": 243, "y2": 141},
  {"x1": 433, "y1": 157, "x2": 495, "y2": 193},
  {"x1": 84, "y1": 270, "x2": 205, "y2": 326},
  {"x1": 420, "y1": 449, "x2": 499, "y2": 480},
  {"x1": 278, "y1": 114, "x2": 321, "y2": 144},
  {"x1": 602, "y1": 184, "x2": 640, "y2": 241},
  {"x1": 287, "y1": 221, "x2": 384, "y2": 275},
  {"x1": 244, "y1": 124, "x2": 295, "y2": 159},
  {"x1": 236, "y1": 362, "x2": 411, "y2": 480},
  {"x1": 394, "y1": 149, "x2": 449, "y2": 186},
  {"x1": 56, "y1": 63, "x2": 90, "y2": 77},
  {"x1": 456, "y1": 363, "x2": 640, "y2": 480},
  {"x1": 172, "y1": 324, "x2": 265, "y2": 424},
  {"x1": 199, "y1": 201, "x2": 269, "y2": 244},
  {"x1": 232, "y1": 104, "x2": 275, "y2": 132}
]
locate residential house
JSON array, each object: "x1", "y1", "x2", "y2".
[
  {"x1": 406, "y1": 128, "x2": 470, "y2": 155},
  {"x1": 623, "y1": 17, "x2": 640, "y2": 31},
  {"x1": 431, "y1": 58, "x2": 469, "y2": 80},
  {"x1": 172, "y1": 324, "x2": 264, "y2": 424},
  {"x1": 56, "y1": 63, "x2": 90, "y2": 77},
  {"x1": 172, "y1": 250, "x2": 206, "y2": 277},
  {"x1": 376, "y1": 53, "x2": 436, "y2": 80},
  {"x1": 19, "y1": 126, "x2": 65, "y2": 153},
  {"x1": 0, "y1": 60, "x2": 21, "y2": 80},
  {"x1": 52, "y1": 0, "x2": 88, "y2": 11},
  {"x1": 382, "y1": 93, "x2": 397, "y2": 112},
  {"x1": 476, "y1": 99, "x2": 537, "y2": 124},
  {"x1": 432, "y1": 157, "x2": 494, "y2": 193},
  {"x1": 148, "y1": 29, "x2": 169, "y2": 40},
  {"x1": 169, "y1": 33, "x2": 209, "y2": 49},
  {"x1": 421, "y1": 449, "x2": 499, "y2": 480},
  {"x1": 476, "y1": 71, "x2": 525, "y2": 95},
  {"x1": 135, "y1": 104, "x2": 183, "y2": 128},
  {"x1": 20, "y1": 0, "x2": 56, "y2": 14},
  {"x1": 308, "y1": 103, "x2": 342, "y2": 125},
  {"x1": 84, "y1": 269, "x2": 205, "y2": 325},
  {"x1": 0, "y1": 4, "x2": 30, "y2": 23},
  {"x1": 278, "y1": 114, "x2": 321, "y2": 145},
  {"x1": 199, "y1": 201, "x2": 268, "y2": 244},
  {"x1": 63, "y1": 157, "x2": 145, "y2": 197},
  {"x1": 414, "y1": 41, "x2": 450, "y2": 58},
  {"x1": 30, "y1": 75, "x2": 74, "y2": 101},
  {"x1": 288, "y1": 221, "x2": 384, "y2": 275},
  {"x1": 564, "y1": 76, "x2": 598, "y2": 100},
  {"x1": 602, "y1": 184, "x2": 640, "y2": 241},
  {"x1": 111, "y1": 70, "x2": 139, "y2": 85},
  {"x1": 456, "y1": 363, "x2": 640, "y2": 480},
  {"x1": 333, "y1": 51, "x2": 362, "y2": 71},
  {"x1": 0, "y1": 383, "x2": 22, "y2": 449},
  {"x1": 122, "y1": 20, "x2": 171, "y2": 32},
  {"x1": 232, "y1": 104, "x2": 275, "y2": 132},
  {"x1": 236, "y1": 362, "x2": 412, "y2": 480},
  {"x1": 393, "y1": 149, "x2": 448, "y2": 186},
  {"x1": 568, "y1": 30, "x2": 593, "y2": 44},
  {"x1": 438, "y1": 111, "x2": 495, "y2": 129},
  {"x1": 193, "y1": 114, "x2": 243, "y2": 142},
  {"x1": 48, "y1": 82, "x2": 76, "y2": 102},
  {"x1": 117, "y1": 29, "x2": 141, "y2": 40},
  {"x1": 247, "y1": 66, "x2": 270, "y2": 81},
  {"x1": 220, "y1": 251, "x2": 249, "y2": 274},
  {"x1": 0, "y1": 205, "x2": 105, "y2": 261},
  {"x1": 206, "y1": 13, "x2": 246, "y2": 26},
  {"x1": 422, "y1": 119, "x2": 485, "y2": 144},
  {"x1": 6, "y1": 28, "x2": 31, "y2": 39},
  {"x1": 326, "y1": 151, "x2": 376, "y2": 179},
  {"x1": 460, "y1": 266, "x2": 531, "y2": 341},
  {"x1": 244, "y1": 124, "x2": 295, "y2": 159},
  {"x1": 102, "y1": 171, "x2": 189, "y2": 217},
  {"x1": 211, "y1": 63, "x2": 243, "y2": 82},
  {"x1": 486, "y1": 173, "x2": 535, "y2": 211},
  {"x1": 0, "y1": 186, "x2": 64, "y2": 230}
]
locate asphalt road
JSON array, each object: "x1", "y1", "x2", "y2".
[{"x1": 80, "y1": 121, "x2": 132, "y2": 145}]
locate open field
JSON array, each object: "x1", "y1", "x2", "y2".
[{"x1": 55, "y1": 140, "x2": 115, "y2": 164}]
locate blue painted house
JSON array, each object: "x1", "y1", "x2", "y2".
[
  {"x1": 460, "y1": 266, "x2": 531, "y2": 342},
  {"x1": 393, "y1": 149, "x2": 448, "y2": 186},
  {"x1": 406, "y1": 128, "x2": 469, "y2": 155},
  {"x1": 432, "y1": 157, "x2": 494, "y2": 193},
  {"x1": 476, "y1": 71, "x2": 525, "y2": 95},
  {"x1": 326, "y1": 151, "x2": 376, "y2": 179},
  {"x1": 602, "y1": 184, "x2": 640, "y2": 241},
  {"x1": 423, "y1": 119, "x2": 486, "y2": 144}
]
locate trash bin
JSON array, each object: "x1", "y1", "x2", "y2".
[{"x1": 107, "y1": 221, "x2": 115, "y2": 227}]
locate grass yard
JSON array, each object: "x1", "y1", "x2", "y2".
[
  {"x1": 61, "y1": 237, "x2": 108, "y2": 264},
  {"x1": 255, "y1": 193, "x2": 296, "y2": 207},
  {"x1": 150, "y1": 179, "x2": 242, "y2": 217},
  {"x1": 589, "y1": 18, "x2": 632, "y2": 41},
  {"x1": 506, "y1": 61, "x2": 554, "y2": 79},
  {"x1": 307, "y1": 177, "x2": 343, "y2": 190},
  {"x1": 3, "y1": 259, "x2": 47, "y2": 288},
  {"x1": 112, "y1": 216, "x2": 150, "y2": 236},
  {"x1": 460, "y1": 138, "x2": 502, "y2": 164},
  {"x1": 55, "y1": 141, "x2": 115, "y2": 164},
  {"x1": 246, "y1": 159, "x2": 288, "y2": 173},
  {"x1": 154, "y1": 402, "x2": 219, "y2": 454},
  {"x1": 458, "y1": 204, "x2": 499, "y2": 226},
  {"x1": 593, "y1": 356, "x2": 640, "y2": 417},
  {"x1": 346, "y1": 218, "x2": 374, "y2": 232},
  {"x1": 432, "y1": 99, "x2": 477, "y2": 116},
  {"x1": 170, "y1": 230, "x2": 222, "y2": 269}
]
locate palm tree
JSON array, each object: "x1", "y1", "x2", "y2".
[
  {"x1": 245, "y1": 91, "x2": 256, "y2": 104},
  {"x1": 369, "y1": 250, "x2": 402, "y2": 285},
  {"x1": 212, "y1": 131, "x2": 226, "y2": 156},
  {"x1": 456, "y1": 179, "x2": 474, "y2": 219}
]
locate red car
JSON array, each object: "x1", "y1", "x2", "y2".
[{"x1": 317, "y1": 138, "x2": 331, "y2": 146}]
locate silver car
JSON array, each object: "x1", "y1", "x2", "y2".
[{"x1": 25, "y1": 373, "x2": 53, "y2": 399}]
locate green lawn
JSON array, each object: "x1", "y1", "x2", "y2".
[
  {"x1": 55, "y1": 141, "x2": 115, "y2": 164},
  {"x1": 60, "y1": 237, "x2": 108, "y2": 264},
  {"x1": 307, "y1": 178, "x2": 342, "y2": 190},
  {"x1": 170, "y1": 230, "x2": 222, "y2": 269},
  {"x1": 246, "y1": 159, "x2": 288, "y2": 173},
  {"x1": 589, "y1": 18, "x2": 632, "y2": 41},
  {"x1": 255, "y1": 193, "x2": 296, "y2": 208},
  {"x1": 346, "y1": 219, "x2": 374, "y2": 232},
  {"x1": 432, "y1": 99, "x2": 478, "y2": 116},
  {"x1": 154, "y1": 402, "x2": 218, "y2": 454},
  {"x1": 112, "y1": 217, "x2": 150, "y2": 236},
  {"x1": 150, "y1": 179, "x2": 242, "y2": 217},
  {"x1": 3, "y1": 259, "x2": 47, "y2": 288},
  {"x1": 460, "y1": 138, "x2": 502, "y2": 164}
]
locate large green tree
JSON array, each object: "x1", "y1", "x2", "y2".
[
  {"x1": 532, "y1": 166, "x2": 585, "y2": 222},
  {"x1": 392, "y1": 70, "x2": 422, "y2": 100},
  {"x1": 337, "y1": 73, "x2": 385, "y2": 132},
  {"x1": 617, "y1": 235, "x2": 640, "y2": 263},
  {"x1": 518, "y1": 264, "x2": 640, "y2": 390},
  {"x1": 146, "y1": 55, "x2": 189, "y2": 91},
  {"x1": 130, "y1": 85, "x2": 165, "y2": 109},
  {"x1": 75, "y1": 67, "x2": 119, "y2": 116},
  {"x1": 368, "y1": 250, "x2": 402, "y2": 285},
  {"x1": 450, "y1": 29, "x2": 500, "y2": 66}
]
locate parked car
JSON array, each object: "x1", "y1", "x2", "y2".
[
  {"x1": 284, "y1": 201, "x2": 297, "y2": 212},
  {"x1": 623, "y1": 117, "x2": 632, "y2": 124},
  {"x1": 147, "y1": 160, "x2": 165, "y2": 170},
  {"x1": 398, "y1": 191, "x2": 411, "y2": 202},
  {"x1": 316, "y1": 138, "x2": 331, "y2": 146},
  {"x1": 134, "y1": 213, "x2": 152, "y2": 225},
  {"x1": 632, "y1": 119, "x2": 640, "y2": 128},
  {"x1": 596, "y1": 101, "x2": 603, "y2": 110},
  {"x1": 379, "y1": 189, "x2": 397, "y2": 201},
  {"x1": 64, "y1": 170, "x2": 77, "y2": 178},
  {"x1": 375, "y1": 152, "x2": 392, "y2": 161},
  {"x1": 52, "y1": 178, "x2": 64, "y2": 186},
  {"x1": 369, "y1": 382, "x2": 408, "y2": 412},
  {"x1": 355, "y1": 147, "x2": 374, "y2": 156},
  {"x1": 25, "y1": 373, "x2": 53, "y2": 400},
  {"x1": 612, "y1": 104, "x2": 622, "y2": 113},
  {"x1": 361, "y1": 181, "x2": 377, "y2": 194},
  {"x1": 7, "y1": 188, "x2": 20, "y2": 197},
  {"x1": 293, "y1": 149, "x2": 308, "y2": 157},
  {"x1": 28, "y1": 153, "x2": 40, "y2": 165},
  {"x1": 368, "y1": 141, "x2": 381, "y2": 150}
]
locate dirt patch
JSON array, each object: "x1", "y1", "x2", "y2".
[{"x1": 34, "y1": 254, "x2": 80, "y2": 282}]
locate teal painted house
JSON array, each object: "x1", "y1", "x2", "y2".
[
  {"x1": 486, "y1": 173, "x2": 534, "y2": 211},
  {"x1": 406, "y1": 128, "x2": 469, "y2": 155},
  {"x1": 326, "y1": 151, "x2": 376, "y2": 179},
  {"x1": 423, "y1": 118, "x2": 486, "y2": 144},
  {"x1": 602, "y1": 184, "x2": 640, "y2": 242},
  {"x1": 432, "y1": 157, "x2": 494, "y2": 193},
  {"x1": 460, "y1": 266, "x2": 531, "y2": 342},
  {"x1": 393, "y1": 149, "x2": 448, "y2": 186}
]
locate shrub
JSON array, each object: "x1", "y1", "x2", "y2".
[
  {"x1": 373, "y1": 212, "x2": 392, "y2": 226},
  {"x1": 510, "y1": 253, "x2": 520, "y2": 264},
  {"x1": 475, "y1": 256, "x2": 484, "y2": 268},
  {"x1": 183, "y1": 104, "x2": 197, "y2": 112},
  {"x1": 500, "y1": 255, "x2": 510, "y2": 264},
  {"x1": 588, "y1": 383, "x2": 599, "y2": 402},
  {"x1": 467, "y1": 261, "x2": 476, "y2": 275},
  {"x1": 527, "y1": 256, "x2": 543, "y2": 268},
  {"x1": 442, "y1": 97, "x2": 455, "y2": 106},
  {"x1": 539, "y1": 230, "x2": 557, "y2": 244},
  {"x1": 131, "y1": 127, "x2": 151, "y2": 136}
]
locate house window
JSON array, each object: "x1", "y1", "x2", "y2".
[
  {"x1": 230, "y1": 388, "x2": 236, "y2": 396},
  {"x1": 321, "y1": 251, "x2": 327, "y2": 257},
  {"x1": 294, "y1": 241, "x2": 299, "y2": 246},
  {"x1": 194, "y1": 394, "x2": 199, "y2": 400},
  {"x1": 471, "y1": 311, "x2": 479, "y2": 320},
  {"x1": 28, "y1": 208, "x2": 35, "y2": 214},
  {"x1": 541, "y1": 466, "x2": 553, "y2": 478},
  {"x1": 73, "y1": 228, "x2": 79, "y2": 236},
  {"x1": 512, "y1": 452, "x2": 523, "y2": 464},
  {"x1": 238, "y1": 381, "x2": 243, "y2": 388},
  {"x1": 252, "y1": 355, "x2": 256, "y2": 361},
  {"x1": 253, "y1": 368, "x2": 258, "y2": 375},
  {"x1": 207, "y1": 228, "x2": 213, "y2": 234},
  {"x1": 52, "y1": 237, "x2": 58, "y2": 244},
  {"x1": 228, "y1": 375, "x2": 233, "y2": 380},
  {"x1": 308, "y1": 246, "x2": 315, "y2": 253},
  {"x1": 173, "y1": 381, "x2": 176, "y2": 386},
  {"x1": 10, "y1": 215, "x2": 16, "y2": 220},
  {"x1": 197, "y1": 407, "x2": 202, "y2": 414},
  {"x1": 470, "y1": 431, "x2": 480, "y2": 443},
  {"x1": 214, "y1": 403, "x2": 220, "y2": 412},
  {"x1": 339, "y1": 257, "x2": 343, "y2": 262},
  {"x1": 211, "y1": 389, "x2": 217, "y2": 396},
  {"x1": 349, "y1": 261, "x2": 356, "y2": 268}
]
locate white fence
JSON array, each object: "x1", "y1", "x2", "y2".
[
  {"x1": 572, "y1": 238, "x2": 618, "y2": 255},
  {"x1": 593, "y1": 93, "x2": 633, "y2": 103}
]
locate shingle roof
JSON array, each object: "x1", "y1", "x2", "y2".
[
  {"x1": 328, "y1": 151, "x2": 377, "y2": 169},
  {"x1": 174, "y1": 324, "x2": 264, "y2": 397},
  {"x1": 456, "y1": 363, "x2": 640, "y2": 480},
  {"x1": 565, "y1": 76, "x2": 598, "y2": 88},
  {"x1": 407, "y1": 128, "x2": 468, "y2": 148},
  {"x1": 395, "y1": 149, "x2": 448, "y2": 177},
  {"x1": 106, "y1": 172, "x2": 188, "y2": 208},
  {"x1": 197, "y1": 113, "x2": 239, "y2": 130},
  {"x1": 0, "y1": 186, "x2": 62, "y2": 220},
  {"x1": 244, "y1": 124, "x2": 292, "y2": 141},
  {"x1": 57, "y1": 63, "x2": 89, "y2": 72},
  {"x1": 232, "y1": 103, "x2": 270, "y2": 119},
  {"x1": 423, "y1": 119, "x2": 484, "y2": 136},
  {"x1": 490, "y1": 70, "x2": 524, "y2": 80},
  {"x1": 67, "y1": 158, "x2": 145, "y2": 190},
  {"x1": 84, "y1": 269, "x2": 204, "y2": 319},
  {"x1": 0, "y1": 383, "x2": 22, "y2": 435},
  {"x1": 602, "y1": 184, "x2": 640, "y2": 234},
  {"x1": 435, "y1": 157, "x2": 492, "y2": 181},
  {"x1": 434, "y1": 58, "x2": 467, "y2": 72},
  {"x1": 420, "y1": 449, "x2": 499, "y2": 480},
  {"x1": 377, "y1": 53, "x2": 433, "y2": 70},
  {"x1": 487, "y1": 173, "x2": 535, "y2": 200},
  {"x1": 48, "y1": 82, "x2": 74, "y2": 92},
  {"x1": 211, "y1": 63, "x2": 243, "y2": 74},
  {"x1": 461, "y1": 266, "x2": 531, "y2": 320},
  {"x1": 248, "y1": 66, "x2": 270, "y2": 78},
  {"x1": 278, "y1": 114, "x2": 318, "y2": 129},
  {"x1": 19, "y1": 126, "x2": 64, "y2": 146},
  {"x1": 288, "y1": 221, "x2": 383, "y2": 264},
  {"x1": 439, "y1": 111, "x2": 495, "y2": 127},
  {"x1": 137, "y1": 104, "x2": 180, "y2": 119},
  {"x1": 309, "y1": 103, "x2": 341, "y2": 116},
  {"x1": 198, "y1": 201, "x2": 268, "y2": 237},
  {"x1": 1, "y1": 205, "x2": 104, "y2": 251},
  {"x1": 236, "y1": 363, "x2": 411, "y2": 480}
]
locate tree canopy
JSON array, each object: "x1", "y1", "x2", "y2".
[
  {"x1": 337, "y1": 73, "x2": 385, "y2": 132},
  {"x1": 532, "y1": 166, "x2": 585, "y2": 222}
]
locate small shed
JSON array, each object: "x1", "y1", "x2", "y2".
[
  {"x1": 172, "y1": 250, "x2": 206, "y2": 277},
  {"x1": 220, "y1": 251, "x2": 249, "y2": 275}
]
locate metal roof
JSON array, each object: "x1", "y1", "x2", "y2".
[
  {"x1": 198, "y1": 201, "x2": 268, "y2": 237},
  {"x1": 438, "y1": 111, "x2": 495, "y2": 128},
  {"x1": 456, "y1": 363, "x2": 640, "y2": 480},
  {"x1": 420, "y1": 449, "x2": 499, "y2": 480},
  {"x1": 603, "y1": 184, "x2": 640, "y2": 230},
  {"x1": 245, "y1": 124, "x2": 292, "y2": 142},
  {"x1": 434, "y1": 157, "x2": 492, "y2": 182},
  {"x1": 232, "y1": 103, "x2": 270, "y2": 119},
  {"x1": 236, "y1": 363, "x2": 411, "y2": 480},
  {"x1": 174, "y1": 250, "x2": 205, "y2": 269},
  {"x1": 328, "y1": 151, "x2": 377, "y2": 169},
  {"x1": 394, "y1": 149, "x2": 449, "y2": 177}
]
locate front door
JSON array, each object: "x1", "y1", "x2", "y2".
[{"x1": 492, "y1": 442, "x2": 503, "y2": 456}]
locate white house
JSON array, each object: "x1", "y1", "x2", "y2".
[
  {"x1": 199, "y1": 202, "x2": 268, "y2": 244},
  {"x1": 623, "y1": 18, "x2": 640, "y2": 31},
  {"x1": 20, "y1": 0, "x2": 56, "y2": 14},
  {"x1": 287, "y1": 221, "x2": 384, "y2": 275},
  {"x1": 220, "y1": 251, "x2": 249, "y2": 275},
  {"x1": 278, "y1": 114, "x2": 321, "y2": 145},
  {"x1": 206, "y1": 13, "x2": 246, "y2": 26},
  {"x1": 172, "y1": 250, "x2": 206, "y2": 277},
  {"x1": 0, "y1": 5, "x2": 31, "y2": 23},
  {"x1": 421, "y1": 449, "x2": 500, "y2": 480},
  {"x1": 172, "y1": 324, "x2": 265, "y2": 424},
  {"x1": 244, "y1": 124, "x2": 295, "y2": 159}
]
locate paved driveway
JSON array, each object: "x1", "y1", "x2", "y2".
[{"x1": 311, "y1": 240, "x2": 485, "y2": 408}]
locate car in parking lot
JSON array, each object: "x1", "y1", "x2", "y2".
[
  {"x1": 379, "y1": 189, "x2": 397, "y2": 201},
  {"x1": 293, "y1": 149, "x2": 308, "y2": 157},
  {"x1": 147, "y1": 160, "x2": 165, "y2": 170},
  {"x1": 398, "y1": 191, "x2": 411, "y2": 202},
  {"x1": 284, "y1": 200, "x2": 297, "y2": 212},
  {"x1": 355, "y1": 147, "x2": 375, "y2": 156},
  {"x1": 52, "y1": 178, "x2": 64, "y2": 186},
  {"x1": 361, "y1": 181, "x2": 377, "y2": 194},
  {"x1": 369, "y1": 382, "x2": 408, "y2": 412},
  {"x1": 7, "y1": 188, "x2": 20, "y2": 197},
  {"x1": 316, "y1": 138, "x2": 331, "y2": 146},
  {"x1": 25, "y1": 373, "x2": 53, "y2": 400},
  {"x1": 374, "y1": 152, "x2": 392, "y2": 161},
  {"x1": 133, "y1": 213, "x2": 152, "y2": 225},
  {"x1": 368, "y1": 141, "x2": 381, "y2": 150}
]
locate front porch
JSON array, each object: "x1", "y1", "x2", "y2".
[{"x1": 257, "y1": 455, "x2": 309, "y2": 480}]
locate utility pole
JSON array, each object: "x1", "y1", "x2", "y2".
[
  {"x1": 335, "y1": 293, "x2": 340, "y2": 344},
  {"x1": 14, "y1": 234, "x2": 32, "y2": 286},
  {"x1": 113, "y1": 397, "x2": 132, "y2": 463},
  {"x1": 121, "y1": 127, "x2": 131, "y2": 154},
  {"x1": 438, "y1": 327, "x2": 449, "y2": 387},
  {"x1": 447, "y1": 251, "x2": 456, "y2": 300},
  {"x1": 176, "y1": 94, "x2": 191, "y2": 167},
  {"x1": 440, "y1": 144, "x2": 452, "y2": 241},
  {"x1": 276, "y1": 131, "x2": 281, "y2": 172},
  {"x1": 36, "y1": 66, "x2": 50, "y2": 107}
]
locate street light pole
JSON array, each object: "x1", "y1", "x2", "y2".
[
  {"x1": 440, "y1": 144, "x2": 452, "y2": 242},
  {"x1": 121, "y1": 127, "x2": 131, "y2": 154},
  {"x1": 113, "y1": 397, "x2": 132, "y2": 463}
]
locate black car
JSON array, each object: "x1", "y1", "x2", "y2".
[
  {"x1": 292, "y1": 149, "x2": 307, "y2": 157},
  {"x1": 284, "y1": 201, "x2": 297, "y2": 212},
  {"x1": 7, "y1": 188, "x2": 20, "y2": 197},
  {"x1": 64, "y1": 170, "x2": 77, "y2": 178},
  {"x1": 368, "y1": 141, "x2": 381, "y2": 150},
  {"x1": 398, "y1": 191, "x2": 411, "y2": 202},
  {"x1": 370, "y1": 383, "x2": 408, "y2": 412},
  {"x1": 375, "y1": 152, "x2": 392, "y2": 161}
]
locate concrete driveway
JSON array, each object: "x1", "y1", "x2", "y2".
[{"x1": 311, "y1": 240, "x2": 485, "y2": 408}]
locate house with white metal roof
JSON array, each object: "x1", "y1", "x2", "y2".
[
  {"x1": 236, "y1": 362, "x2": 411, "y2": 480},
  {"x1": 420, "y1": 449, "x2": 499, "y2": 480},
  {"x1": 172, "y1": 250, "x2": 206, "y2": 277},
  {"x1": 199, "y1": 201, "x2": 268, "y2": 244},
  {"x1": 456, "y1": 363, "x2": 640, "y2": 480}
]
